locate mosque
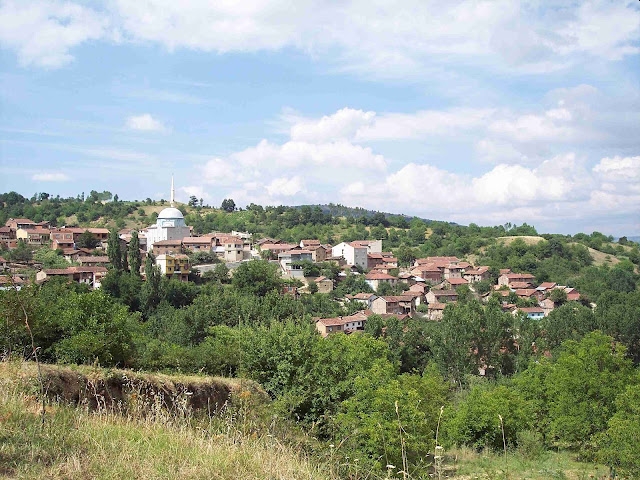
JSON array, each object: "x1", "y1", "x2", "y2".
[{"x1": 143, "y1": 177, "x2": 191, "y2": 251}]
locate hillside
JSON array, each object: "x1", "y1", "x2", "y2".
[{"x1": 0, "y1": 362, "x2": 328, "y2": 480}]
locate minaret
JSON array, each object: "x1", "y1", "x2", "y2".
[{"x1": 170, "y1": 175, "x2": 175, "y2": 207}]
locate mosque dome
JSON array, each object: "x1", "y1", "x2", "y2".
[{"x1": 158, "y1": 207, "x2": 184, "y2": 219}]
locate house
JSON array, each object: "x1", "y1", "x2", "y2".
[
  {"x1": 497, "y1": 272, "x2": 536, "y2": 288},
  {"x1": 409, "y1": 282, "x2": 428, "y2": 295},
  {"x1": 279, "y1": 250, "x2": 313, "y2": 278},
  {"x1": 16, "y1": 227, "x2": 50, "y2": 246},
  {"x1": 516, "y1": 306, "x2": 545, "y2": 320},
  {"x1": 444, "y1": 263, "x2": 466, "y2": 279},
  {"x1": 309, "y1": 275, "x2": 333, "y2": 293},
  {"x1": 443, "y1": 277, "x2": 468, "y2": 289},
  {"x1": 365, "y1": 271, "x2": 398, "y2": 291},
  {"x1": 77, "y1": 256, "x2": 110, "y2": 267},
  {"x1": 155, "y1": 253, "x2": 190, "y2": 281},
  {"x1": 0, "y1": 226, "x2": 15, "y2": 242},
  {"x1": 5, "y1": 218, "x2": 36, "y2": 231},
  {"x1": 331, "y1": 242, "x2": 369, "y2": 269},
  {"x1": 215, "y1": 235, "x2": 245, "y2": 262},
  {"x1": 152, "y1": 239, "x2": 183, "y2": 255},
  {"x1": 0, "y1": 275, "x2": 26, "y2": 290},
  {"x1": 536, "y1": 282, "x2": 557, "y2": 294},
  {"x1": 371, "y1": 295, "x2": 416, "y2": 316},
  {"x1": 36, "y1": 266, "x2": 107, "y2": 289},
  {"x1": 415, "y1": 256, "x2": 460, "y2": 268},
  {"x1": 410, "y1": 264, "x2": 443, "y2": 284},
  {"x1": 426, "y1": 302, "x2": 446, "y2": 321},
  {"x1": 346, "y1": 292, "x2": 378, "y2": 310},
  {"x1": 425, "y1": 289, "x2": 458, "y2": 304},
  {"x1": 258, "y1": 242, "x2": 298, "y2": 258},
  {"x1": 182, "y1": 236, "x2": 215, "y2": 252},
  {"x1": 0, "y1": 256, "x2": 7, "y2": 270},
  {"x1": 368, "y1": 252, "x2": 398, "y2": 269},
  {"x1": 300, "y1": 239, "x2": 321, "y2": 249},
  {"x1": 350, "y1": 239, "x2": 383, "y2": 254},
  {"x1": 315, "y1": 311, "x2": 369, "y2": 337},
  {"x1": 564, "y1": 287, "x2": 581, "y2": 302},
  {"x1": 60, "y1": 248, "x2": 83, "y2": 263},
  {"x1": 463, "y1": 266, "x2": 491, "y2": 283},
  {"x1": 539, "y1": 298, "x2": 555, "y2": 316},
  {"x1": 514, "y1": 288, "x2": 540, "y2": 300}
]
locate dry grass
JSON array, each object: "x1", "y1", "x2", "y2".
[{"x1": 496, "y1": 236, "x2": 546, "y2": 246}]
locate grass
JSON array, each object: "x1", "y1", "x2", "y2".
[
  {"x1": 0, "y1": 361, "x2": 332, "y2": 480},
  {"x1": 442, "y1": 446, "x2": 609, "y2": 480},
  {"x1": 0, "y1": 362, "x2": 613, "y2": 480}
]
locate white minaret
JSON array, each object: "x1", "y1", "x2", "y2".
[{"x1": 170, "y1": 175, "x2": 175, "y2": 207}]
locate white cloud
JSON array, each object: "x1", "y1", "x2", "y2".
[
  {"x1": 2, "y1": 1, "x2": 637, "y2": 77},
  {"x1": 266, "y1": 176, "x2": 304, "y2": 197},
  {"x1": 32, "y1": 172, "x2": 69, "y2": 182},
  {"x1": 593, "y1": 155, "x2": 640, "y2": 180},
  {"x1": 288, "y1": 108, "x2": 375, "y2": 143},
  {"x1": 0, "y1": 0, "x2": 108, "y2": 67},
  {"x1": 125, "y1": 114, "x2": 167, "y2": 132}
]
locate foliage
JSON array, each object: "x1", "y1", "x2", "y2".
[
  {"x1": 76, "y1": 230, "x2": 100, "y2": 249},
  {"x1": 544, "y1": 331, "x2": 635, "y2": 452},
  {"x1": 231, "y1": 260, "x2": 281, "y2": 297},
  {"x1": 445, "y1": 382, "x2": 535, "y2": 452},
  {"x1": 334, "y1": 365, "x2": 449, "y2": 472},
  {"x1": 594, "y1": 383, "x2": 640, "y2": 478},
  {"x1": 107, "y1": 229, "x2": 122, "y2": 271},
  {"x1": 127, "y1": 230, "x2": 141, "y2": 275}
]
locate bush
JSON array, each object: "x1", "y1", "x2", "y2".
[{"x1": 517, "y1": 429, "x2": 545, "y2": 460}]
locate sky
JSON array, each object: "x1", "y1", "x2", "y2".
[{"x1": 0, "y1": 0, "x2": 639, "y2": 236}]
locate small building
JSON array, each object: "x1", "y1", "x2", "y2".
[
  {"x1": 516, "y1": 306, "x2": 545, "y2": 320},
  {"x1": 155, "y1": 253, "x2": 190, "y2": 281},
  {"x1": 152, "y1": 239, "x2": 183, "y2": 255},
  {"x1": 77, "y1": 256, "x2": 110, "y2": 267},
  {"x1": 443, "y1": 277, "x2": 468, "y2": 289},
  {"x1": 426, "y1": 302, "x2": 446, "y2": 321},
  {"x1": 181, "y1": 236, "x2": 215, "y2": 252},
  {"x1": 36, "y1": 266, "x2": 107, "y2": 289},
  {"x1": 279, "y1": 250, "x2": 313, "y2": 278},
  {"x1": 16, "y1": 227, "x2": 50, "y2": 246},
  {"x1": 371, "y1": 295, "x2": 416, "y2": 316},
  {"x1": 315, "y1": 311, "x2": 369, "y2": 337},
  {"x1": 498, "y1": 272, "x2": 536, "y2": 288},
  {"x1": 463, "y1": 266, "x2": 491, "y2": 283},
  {"x1": 425, "y1": 289, "x2": 458, "y2": 304},
  {"x1": 310, "y1": 275, "x2": 333, "y2": 293},
  {"x1": 346, "y1": 292, "x2": 378, "y2": 310},
  {"x1": 365, "y1": 271, "x2": 398, "y2": 291}
]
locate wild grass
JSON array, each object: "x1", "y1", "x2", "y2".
[{"x1": 444, "y1": 446, "x2": 609, "y2": 480}]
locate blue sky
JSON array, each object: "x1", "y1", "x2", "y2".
[{"x1": 0, "y1": 0, "x2": 639, "y2": 236}]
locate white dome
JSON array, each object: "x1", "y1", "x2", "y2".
[{"x1": 158, "y1": 207, "x2": 184, "y2": 219}]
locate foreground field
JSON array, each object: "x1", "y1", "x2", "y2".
[{"x1": 0, "y1": 362, "x2": 612, "y2": 480}]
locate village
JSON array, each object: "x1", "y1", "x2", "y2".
[{"x1": 1, "y1": 196, "x2": 583, "y2": 339}]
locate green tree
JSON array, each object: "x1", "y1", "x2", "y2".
[
  {"x1": 107, "y1": 229, "x2": 122, "y2": 271},
  {"x1": 231, "y1": 260, "x2": 281, "y2": 297},
  {"x1": 335, "y1": 366, "x2": 449, "y2": 472},
  {"x1": 76, "y1": 230, "x2": 100, "y2": 249},
  {"x1": 546, "y1": 331, "x2": 635, "y2": 450},
  {"x1": 595, "y1": 383, "x2": 640, "y2": 478},
  {"x1": 127, "y1": 230, "x2": 142, "y2": 276},
  {"x1": 221, "y1": 198, "x2": 236, "y2": 212}
]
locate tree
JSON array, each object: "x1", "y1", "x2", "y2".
[
  {"x1": 595, "y1": 384, "x2": 640, "y2": 478},
  {"x1": 546, "y1": 331, "x2": 635, "y2": 450},
  {"x1": 76, "y1": 230, "x2": 100, "y2": 249},
  {"x1": 127, "y1": 230, "x2": 142, "y2": 276},
  {"x1": 107, "y1": 229, "x2": 122, "y2": 271},
  {"x1": 232, "y1": 260, "x2": 281, "y2": 297},
  {"x1": 8, "y1": 240, "x2": 32, "y2": 262},
  {"x1": 188, "y1": 195, "x2": 199, "y2": 207},
  {"x1": 221, "y1": 198, "x2": 236, "y2": 212}
]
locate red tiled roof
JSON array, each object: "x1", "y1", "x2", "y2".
[
  {"x1": 518, "y1": 307, "x2": 544, "y2": 313},
  {"x1": 153, "y1": 239, "x2": 183, "y2": 246},
  {"x1": 77, "y1": 256, "x2": 110, "y2": 263},
  {"x1": 447, "y1": 277, "x2": 468, "y2": 285},
  {"x1": 428, "y1": 302, "x2": 447, "y2": 310},
  {"x1": 538, "y1": 282, "x2": 557, "y2": 289},
  {"x1": 365, "y1": 271, "x2": 396, "y2": 280}
]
